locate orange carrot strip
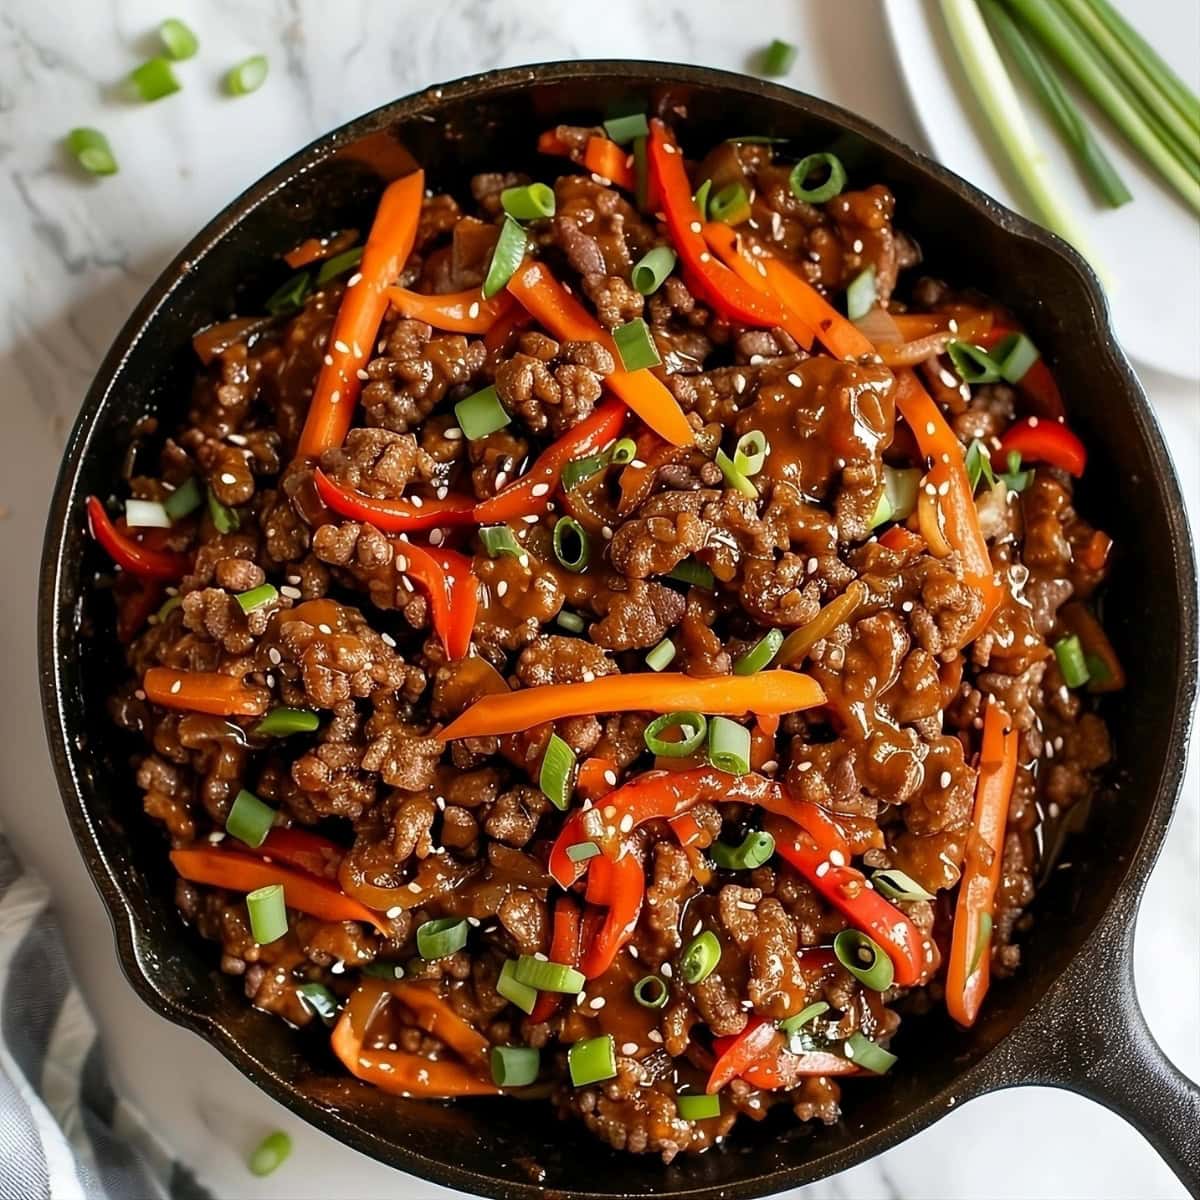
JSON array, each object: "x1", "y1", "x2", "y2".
[
  {"x1": 583, "y1": 136, "x2": 636, "y2": 191},
  {"x1": 385, "y1": 286, "x2": 513, "y2": 334},
  {"x1": 142, "y1": 667, "x2": 268, "y2": 717},
  {"x1": 759, "y1": 255, "x2": 875, "y2": 360}
]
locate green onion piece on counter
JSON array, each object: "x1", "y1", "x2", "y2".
[
  {"x1": 513, "y1": 955, "x2": 586, "y2": 995},
  {"x1": 246, "y1": 884, "x2": 287, "y2": 945},
  {"x1": 613, "y1": 317, "x2": 662, "y2": 372},
  {"x1": 499, "y1": 959, "x2": 537, "y2": 1013},
  {"x1": 610, "y1": 437, "x2": 638, "y2": 465},
  {"x1": 478, "y1": 524, "x2": 524, "y2": 558},
  {"x1": 760, "y1": 38, "x2": 799, "y2": 76},
  {"x1": 733, "y1": 430, "x2": 768, "y2": 476},
  {"x1": 416, "y1": 917, "x2": 470, "y2": 960},
  {"x1": 692, "y1": 178, "x2": 713, "y2": 220},
  {"x1": 556, "y1": 610, "x2": 586, "y2": 634},
  {"x1": 553, "y1": 516, "x2": 591, "y2": 572},
  {"x1": 870, "y1": 868, "x2": 934, "y2": 902},
  {"x1": 236, "y1": 583, "x2": 278, "y2": 614},
  {"x1": 163, "y1": 476, "x2": 202, "y2": 520},
  {"x1": 645, "y1": 638, "x2": 677, "y2": 672},
  {"x1": 569, "y1": 1035, "x2": 617, "y2": 1087},
  {"x1": 779, "y1": 1001, "x2": 830, "y2": 1036},
  {"x1": 947, "y1": 340, "x2": 1002, "y2": 384},
  {"x1": 644, "y1": 711, "x2": 708, "y2": 758},
  {"x1": 603, "y1": 113, "x2": 650, "y2": 144},
  {"x1": 732, "y1": 628, "x2": 783, "y2": 676},
  {"x1": 632, "y1": 246, "x2": 677, "y2": 295},
  {"x1": 989, "y1": 331, "x2": 1041, "y2": 383},
  {"x1": 711, "y1": 829, "x2": 776, "y2": 870},
  {"x1": 708, "y1": 182, "x2": 752, "y2": 225},
  {"x1": 125, "y1": 499, "x2": 171, "y2": 529},
  {"x1": 539, "y1": 732, "x2": 576, "y2": 811},
  {"x1": 254, "y1": 707, "x2": 320, "y2": 737},
  {"x1": 680, "y1": 930, "x2": 722, "y2": 984},
  {"x1": 843, "y1": 1032, "x2": 897, "y2": 1074},
  {"x1": 483, "y1": 215, "x2": 528, "y2": 298},
  {"x1": 501, "y1": 183, "x2": 556, "y2": 221},
  {"x1": 715, "y1": 449, "x2": 758, "y2": 499},
  {"x1": 566, "y1": 841, "x2": 601, "y2": 863},
  {"x1": 363, "y1": 961, "x2": 405, "y2": 980},
  {"x1": 633, "y1": 974, "x2": 669, "y2": 1009},
  {"x1": 159, "y1": 17, "x2": 199, "y2": 60},
  {"x1": 1000, "y1": 450, "x2": 1034, "y2": 493},
  {"x1": 65, "y1": 127, "x2": 118, "y2": 176},
  {"x1": 153, "y1": 595, "x2": 181, "y2": 623},
  {"x1": 315, "y1": 246, "x2": 364, "y2": 285},
  {"x1": 833, "y1": 929, "x2": 895, "y2": 992},
  {"x1": 265, "y1": 271, "x2": 312, "y2": 316},
  {"x1": 846, "y1": 265, "x2": 877, "y2": 321},
  {"x1": 296, "y1": 982, "x2": 339, "y2": 1024},
  {"x1": 225, "y1": 54, "x2": 269, "y2": 97},
  {"x1": 666, "y1": 560, "x2": 715, "y2": 590},
  {"x1": 677, "y1": 1093, "x2": 722, "y2": 1120},
  {"x1": 1054, "y1": 633, "x2": 1091, "y2": 688},
  {"x1": 707, "y1": 716, "x2": 751, "y2": 776},
  {"x1": 969, "y1": 911, "x2": 994, "y2": 975},
  {"x1": 881, "y1": 465, "x2": 921, "y2": 524},
  {"x1": 128, "y1": 57, "x2": 181, "y2": 102},
  {"x1": 248, "y1": 1130, "x2": 292, "y2": 1177},
  {"x1": 455, "y1": 385, "x2": 510, "y2": 439},
  {"x1": 226, "y1": 789, "x2": 276, "y2": 848},
  {"x1": 561, "y1": 451, "x2": 608, "y2": 491},
  {"x1": 633, "y1": 135, "x2": 651, "y2": 210},
  {"x1": 207, "y1": 488, "x2": 240, "y2": 534},
  {"x1": 964, "y1": 440, "x2": 997, "y2": 493},
  {"x1": 789, "y1": 152, "x2": 847, "y2": 203},
  {"x1": 491, "y1": 1045, "x2": 540, "y2": 1087}
]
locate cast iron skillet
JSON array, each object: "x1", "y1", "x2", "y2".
[{"x1": 38, "y1": 62, "x2": 1199, "y2": 1199}]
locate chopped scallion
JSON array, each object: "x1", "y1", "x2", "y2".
[
  {"x1": 483, "y1": 216, "x2": 527, "y2": 298},
  {"x1": 226, "y1": 788, "x2": 276, "y2": 848},
  {"x1": 610, "y1": 437, "x2": 637, "y2": 464},
  {"x1": 556, "y1": 610, "x2": 586, "y2": 633},
  {"x1": 677, "y1": 1093, "x2": 721, "y2": 1120},
  {"x1": 315, "y1": 246, "x2": 364, "y2": 285},
  {"x1": 715, "y1": 448, "x2": 758, "y2": 498},
  {"x1": 707, "y1": 716, "x2": 751, "y2": 776},
  {"x1": 612, "y1": 317, "x2": 661, "y2": 372},
  {"x1": 990, "y1": 330, "x2": 1041, "y2": 383},
  {"x1": 561, "y1": 451, "x2": 608, "y2": 491},
  {"x1": 129, "y1": 57, "x2": 181, "y2": 102},
  {"x1": 236, "y1": 583, "x2": 278, "y2": 614},
  {"x1": 833, "y1": 929, "x2": 895, "y2": 991},
  {"x1": 248, "y1": 1130, "x2": 292, "y2": 1177},
  {"x1": 947, "y1": 340, "x2": 1002, "y2": 384},
  {"x1": 124, "y1": 499, "x2": 171, "y2": 529},
  {"x1": 709, "y1": 182, "x2": 752, "y2": 225},
  {"x1": 644, "y1": 711, "x2": 708, "y2": 758},
  {"x1": 1054, "y1": 633, "x2": 1090, "y2": 688},
  {"x1": 491, "y1": 1045, "x2": 540, "y2": 1087},
  {"x1": 632, "y1": 246, "x2": 677, "y2": 295},
  {"x1": 1000, "y1": 450, "x2": 1034, "y2": 493},
  {"x1": 498, "y1": 959, "x2": 537, "y2": 1014},
  {"x1": 633, "y1": 974, "x2": 669, "y2": 1009},
  {"x1": 416, "y1": 916, "x2": 469, "y2": 960},
  {"x1": 789, "y1": 152, "x2": 847, "y2": 203},
  {"x1": 539, "y1": 732, "x2": 576, "y2": 811},
  {"x1": 65, "y1": 127, "x2": 118, "y2": 176},
  {"x1": 965, "y1": 439, "x2": 998, "y2": 493},
  {"x1": 732, "y1": 628, "x2": 783, "y2": 676},
  {"x1": 296, "y1": 982, "x2": 339, "y2": 1024},
  {"x1": 501, "y1": 183, "x2": 556, "y2": 220},
  {"x1": 846, "y1": 265, "x2": 877, "y2": 321},
  {"x1": 254, "y1": 707, "x2": 320, "y2": 737},
  {"x1": 566, "y1": 841, "x2": 601, "y2": 863},
  {"x1": 568, "y1": 1035, "x2": 617, "y2": 1086},
  {"x1": 603, "y1": 113, "x2": 650, "y2": 144},
  {"x1": 870, "y1": 868, "x2": 934, "y2": 902},
  {"x1": 843, "y1": 1032, "x2": 897, "y2": 1074},
  {"x1": 760, "y1": 38, "x2": 799, "y2": 76},
  {"x1": 553, "y1": 516, "x2": 591, "y2": 572},
  {"x1": 265, "y1": 271, "x2": 311, "y2": 316},
  {"x1": 479, "y1": 524, "x2": 524, "y2": 558},
  {"x1": 225, "y1": 54, "x2": 269, "y2": 97},
  {"x1": 206, "y1": 488, "x2": 240, "y2": 533},
  {"x1": 363, "y1": 961, "x2": 405, "y2": 980},
  {"x1": 779, "y1": 1001, "x2": 830, "y2": 1036},
  {"x1": 246, "y1": 884, "x2": 287, "y2": 945},
  {"x1": 159, "y1": 17, "x2": 199, "y2": 60},
  {"x1": 455, "y1": 385, "x2": 510, "y2": 439},
  {"x1": 163, "y1": 476, "x2": 202, "y2": 520},
  {"x1": 711, "y1": 829, "x2": 776, "y2": 870},
  {"x1": 692, "y1": 178, "x2": 713, "y2": 220},
  {"x1": 881, "y1": 465, "x2": 921, "y2": 523},
  {"x1": 666, "y1": 560, "x2": 715, "y2": 590},
  {"x1": 154, "y1": 595, "x2": 181, "y2": 623},
  {"x1": 733, "y1": 430, "x2": 768, "y2": 476},
  {"x1": 680, "y1": 930, "x2": 721, "y2": 984},
  {"x1": 513, "y1": 955, "x2": 585, "y2": 994},
  {"x1": 645, "y1": 637, "x2": 677, "y2": 672},
  {"x1": 969, "y1": 911, "x2": 994, "y2": 975}
]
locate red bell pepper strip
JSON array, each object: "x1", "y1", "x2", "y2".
[
  {"x1": 257, "y1": 827, "x2": 344, "y2": 880},
  {"x1": 170, "y1": 846, "x2": 389, "y2": 933},
  {"x1": 142, "y1": 667, "x2": 269, "y2": 718},
  {"x1": 116, "y1": 578, "x2": 165, "y2": 643},
  {"x1": 483, "y1": 303, "x2": 533, "y2": 355},
  {"x1": 472, "y1": 397, "x2": 626, "y2": 524},
  {"x1": 877, "y1": 525, "x2": 925, "y2": 555},
  {"x1": 506, "y1": 260, "x2": 694, "y2": 447},
  {"x1": 706, "y1": 1016, "x2": 782, "y2": 1093},
  {"x1": 395, "y1": 541, "x2": 478, "y2": 660},
  {"x1": 548, "y1": 809, "x2": 591, "y2": 890},
  {"x1": 580, "y1": 849, "x2": 645, "y2": 978},
  {"x1": 978, "y1": 326, "x2": 1064, "y2": 420},
  {"x1": 385, "y1": 286, "x2": 513, "y2": 334},
  {"x1": 577, "y1": 756, "x2": 617, "y2": 804},
  {"x1": 583, "y1": 136, "x2": 636, "y2": 191},
  {"x1": 946, "y1": 700, "x2": 1019, "y2": 1027},
  {"x1": 86, "y1": 496, "x2": 189, "y2": 582},
  {"x1": 529, "y1": 897, "x2": 583, "y2": 1023},
  {"x1": 994, "y1": 416, "x2": 1087, "y2": 477},
  {"x1": 296, "y1": 170, "x2": 425, "y2": 459},
  {"x1": 313, "y1": 469, "x2": 475, "y2": 534},
  {"x1": 711, "y1": 1027, "x2": 860, "y2": 1090}
]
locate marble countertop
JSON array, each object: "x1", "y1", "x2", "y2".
[{"x1": 1, "y1": 2, "x2": 1196, "y2": 1197}]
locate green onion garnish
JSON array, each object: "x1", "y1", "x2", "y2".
[
  {"x1": 416, "y1": 916, "x2": 469, "y2": 960},
  {"x1": 513, "y1": 955, "x2": 586, "y2": 994},
  {"x1": 964, "y1": 440, "x2": 998, "y2": 493},
  {"x1": 715, "y1": 449, "x2": 758, "y2": 499},
  {"x1": 225, "y1": 55, "x2": 269, "y2": 97},
  {"x1": 947, "y1": 340, "x2": 1002, "y2": 384},
  {"x1": 65, "y1": 127, "x2": 118, "y2": 176},
  {"x1": 846, "y1": 265, "x2": 877, "y2": 321},
  {"x1": 566, "y1": 841, "x2": 601, "y2": 863},
  {"x1": 680, "y1": 930, "x2": 721, "y2": 984},
  {"x1": 603, "y1": 113, "x2": 650, "y2": 144},
  {"x1": 498, "y1": 959, "x2": 537, "y2": 1014},
  {"x1": 644, "y1": 711, "x2": 708, "y2": 758},
  {"x1": 254, "y1": 707, "x2": 320, "y2": 737},
  {"x1": 236, "y1": 583, "x2": 278, "y2": 614},
  {"x1": 539, "y1": 732, "x2": 576, "y2": 811},
  {"x1": 709, "y1": 182, "x2": 752, "y2": 225},
  {"x1": 246, "y1": 884, "x2": 287, "y2": 945},
  {"x1": 779, "y1": 1001, "x2": 830, "y2": 1036},
  {"x1": 1054, "y1": 633, "x2": 1090, "y2": 688},
  {"x1": 789, "y1": 153, "x2": 847, "y2": 204},
  {"x1": 296, "y1": 982, "x2": 339, "y2": 1024},
  {"x1": 568, "y1": 1035, "x2": 618, "y2": 1086},
  {"x1": 833, "y1": 929, "x2": 895, "y2": 992},
  {"x1": 455, "y1": 384, "x2": 510, "y2": 439},
  {"x1": 666, "y1": 560, "x2": 715, "y2": 590},
  {"x1": 677, "y1": 1093, "x2": 721, "y2": 1120},
  {"x1": 125, "y1": 499, "x2": 171, "y2": 529},
  {"x1": 645, "y1": 638, "x2": 677, "y2": 672},
  {"x1": 483, "y1": 215, "x2": 528, "y2": 299},
  {"x1": 363, "y1": 961, "x2": 406, "y2": 980},
  {"x1": 501, "y1": 183, "x2": 556, "y2": 221},
  {"x1": 707, "y1": 716, "x2": 751, "y2": 776},
  {"x1": 843, "y1": 1032, "x2": 897, "y2": 1074},
  {"x1": 561, "y1": 451, "x2": 608, "y2": 491},
  {"x1": 969, "y1": 911, "x2": 994, "y2": 975},
  {"x1": 633, "y1": 974, "x2": 669, "y2": 1009},
  {"x1": 248, "y1": 1130, "x2": 292, "y2": 1177},
  {"x1": 732, "y1": 628, "x2": 783, "y2": 676},
  {"x1": 226, "y1": 789, "x2": 276, "y2": 848},
  {"x1": 163, "y1": 476, "x2": 202, "y2": 520},
  {"x1": 553, "y1": 516, "x2": 591, "y2": 572},
  {"x1": 490, "y1": 1045, "x2": 540, "y2": 1087},
  {"x1": 479, "y1": 524, "x2": 524, "y2": 558},
  {"x1": 1000, "y1": 450, "x2": 1034, "y2": 493},
  {"x1": 733, "y1": 430, "x2": 768, "y2": 476},
  {"x1": 870, "y1": 868, "x2": 934, "y2": 902},
  {"x1": 207, "y1": 488, "x2": 240, "y2": 533},
  {"x1": 610, "y1": 437, "x2": 637, "y2": 465},
  {"x1": 760, "y1": 38, "x2": 799, "y2": 76},
  {"x1": 692, "y1": 178, "x2": 713, "y2": 220},
  {"x1": 154, "y1": 595, "x2": 182, "y2": 623},
  {"x1": 265, "y1": 271, "x2": 312, "y2": 316},
  {"x1": 159, "y1": 17, "x2": 199, "y2": 60},
  {"x1": 315, "y1": 246, "x2": 364, "y2": 286},
  {"x1": 880, "y1": 465, "x2": 921, "y2": 524},
  {"x1": 556, "y1": 610, "x2": 586, "y2": 634},
  {"x1": 129, "y1": 58, "x2": 181, "y2": 102},
  {"x1": 870, "y1": 489, "x2": 893, "y2": 531},
  {"x1": 711, "y1": 829, "x2": 776, "y2": 870},
  {"x1": 612, "y1": 317, "x2": 661, "y2": 372},
  {"x1": 632, "y1": 246, "x2": 677, "y2": 295},
  {"x1": 989, "y1": 331, "x2": 1041, "y2": 383}
]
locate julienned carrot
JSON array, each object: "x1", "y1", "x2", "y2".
[
  {"x1": 388, "y1": 981, "x2": 492, "y2": 1062},
  {"x1": 506, "y1": 260, "x2": 694, "y2": 447},
  {"x1": 385, "y1": 286, "x2": 513, "y2": 334},
  {"x1": 142, "y1": 667, "x2": 269, "y2": 718},
  {"x1": 583, "y1": 136, "x2": 636, "y2": 190},
  {"x1": 945, "y1": 699, "x2": 1019, "y2": 1027},
  {"x1": 759, "y1": 254, "x2": 876, "y2": 360},
  {"x1": 437, "y1": 671, "x2": 825, "y2": 741},
  {"x1": 296, "y1": 169, "x2": 425, "y2": 459},
  {"x1": 706, "y1": 1017, "x2": 782, "y2": 1093}
]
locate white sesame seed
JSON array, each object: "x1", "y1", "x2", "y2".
[
  {"x1": 347, "y1": 272, "x2": 363, "y2": 287},
  {"x1": 323, "y1": 354, "x2": 334, "y2": 367},
  {"x1": 334, "y1": 340, "x2": 350, "y2": 354},
  {"x1": 329, "y1": 389, "x2": 341, "y2": 405},
  {"x1": 736, "y1": 900, "x2": 756, "y2": 911},
  {"x1": 604, "y1": 770, "x2": 617, "y2": 787},
  {"x1": 939, "y1": 770, "x2": 952, "y2": 789},
  {"x1": 648, "y1": 1029, "x2": 663, "y2": 1043},
  {"x1": 589, "y1": 996, "x2": 607, "y2": 1010},
  {"x1": 445, "y1": 427, "x2": 463, "y2": 441},
  {"x1": 169, "y1": 679, "x2": 182, "y2": 694},
  {"x1": 523, "y1": 514, "x2": 539, "y2": 524},
  {"x1": 733, "y1": 374, "x2": 746, "y2": 394},
  {"x1": 581, "y1": 670, "x2": 596, "y2": 682},
  {"x1": 497, "y1": 580, "x2": 508, "y2": 598},
  {"x1": 356, "y1": 368, "x2": 369, "y2": 381},
  {"x1": 331, "y1": 961, "x2": 345, "y2": 974},
  {"x1": 601, "y1": 525, "x2": 613, "y2": 539},
  {"x1": 806, "y1": 557, "x2": 819, "y2": 574},
  {"x1": 318, "y1": 623, "x2": 332, "y2": 635},
  {"x1": 411, "y1": 495, "x2": 424, "y2": 508},
  {"x1": 660, "y1": 962, "x2": 673, "y2": 978},
  {"x1": 280, "y1": 585, "x2": 301, "y2": 599},
  {"x1": 386, "y1": 906, "x2": 403, "y2": 918},
  {"x1": 689, "y1": 221, "x2": 702, "y2": 234},
  {"x1": 407, "y1": 882, "x2": 422, "y2": 893},
  {"x1": 208, "y1": 831, "x2": 226, "y2": 844},
  {"x1": 787, "y1": 373, "x2": 803, "y2": 387},
  {"x1": 394, "y1": 555, "x2": 409, "y2": 572},
  {"x1": 531, "y1": 482, "x2": 550, "y2": 497},
  {"x1": 429, "y1": 528, "x2": 444, "y2": 546},
  {"x1": 815, "y1": 861, "x2": 830, "y2": 878},
  {"x1": 628, "y1": 945, "x2": 639, "y2": 959},
  {"x1": 699, "y1": 252, "x2": 711, "y2": 263},
  {"x1": 621, "y1": 1042, "x2": 639, "y2": 1056},
  {"x1": 663, "y1": 143, "x2": 676, "y2": 154},
  {"x1": 619, "y1": 813, "x2": 634, "y2": 833},
  {"x1": 603, "y1": 805, "x2": 617, "y2": 820}
]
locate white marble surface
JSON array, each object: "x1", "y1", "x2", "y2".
[{"x1": 1, "y1": 2, "x2": 1196, "y2": 1197}]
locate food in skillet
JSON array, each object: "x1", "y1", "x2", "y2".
[{"x1": 91, "y1": 113, "x2": 1122, "y2": 1160}]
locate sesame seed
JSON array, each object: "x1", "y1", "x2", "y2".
[
  {"x1": 386, "y1": 906, "x2": 403, "y2": 918},
  {"x1": 169, "y1": 679, "x2": 182, "y2": 694},
  {"x1": 323, "y1": 354, "x2": 334, "y2": 366},
  {"x1": 901, "y1": 600, "x2": 914, "y2": 612},
  {"x1": 761, "y1": 759, "x2": 778, "y2": 773},
  {"x1": 280, "y1": 585, "x2": 301, "y2": 599},
  {"x1": 733, "y1": 374, "x2": 746, "y2": 394},
  {"x1": 815, "y1": 861, "x2": 830, "y2": 878},
  {"x1": 356, "y1": 368, "x2": 369, "y2": 381},
  {"x1": 347, "y1": 272, "x2": 362, "y2": 287},
  {"x1": 334, "y1": 340, "x2": 350, "y2": 354},
  {"x1": 663, "y1": 143, "x2": 676, "y2": 154},
  {"x1": 531, "y1": 482, "x2": 550, "y2": 497},
  {"x1": 660, "y1": 962, "x2": 673, "y2": 978},
  {"x1": 497, "y1": 580, "x2": 508, "y2": 598},
  {"x1": 619, "y1": 813, "x2": 634, "y2": 833},
  {"x1": 601, "y1": 525, "x2": 613, "y2": 539},
  {"x1": 749, "y1": 354, "x2": 765, "y2": 366},
  {"x1": 787, "y1": 373, "x2": 803, "y2": 387},
  {"x1": 407, "y1": 882, "x2": 422, "y2": 893},
  {"x1": 736, "y1": 900, "x2": 756, "y2": 911},
  {"x1": 352, "y1": 342, "x2": 362, "y2": 358},
  {"x1": 926, "y1": 421, "x2": 937, "y2": 436},
  {"x1": 395, "y1": 555, "x2": 409, "y2": 572},
  {"x1": 208, "y1": 831, "x2": 226, "y2": 844},
  {"x1": 689, "y1": 221, "x2": 702, "y2": 234},
  {"x1": 219, "y1": 472, "x2": 237, "y2": 486},
  {"x1": 797, "y1": 761, "x2": 813, "y2": 772},
  {"x1": 523, "y1": 514, "x2": 539, "y2": 524},
  {"x1": 331, "y1": 961, "x2": 345, "y2": 974},
  {"x1": 581, "y1": 670, "x2": 595, "y2": 682},
  {"x1": 604, "y1": 770, "x2": 617, "y2": 786},
  {"x1": 699, "y1": 252, "x2": 711, "y2": 262},
  {"x1": 411, "y1": 495, "x2": 424, "y2": 508},
  {"x1": 429, "y1": 528, "x2": 444, "y2": 545},
  {"x1": 318, "y1": 623, "x2": 333, "y2": 634},
  {"x1": 806, "y1": 557, "x2": 818, "y2": 574},
  {"x1": 445, "y1": 427, "x2": 464, "y2": 441},
  {"x1": 939, "y1": 770, "x2": 952, "y2": 788},
  {"x1": 648, "y1": 1030, "x2": 663, "y2": 1044},
  {"x1": 628, "y1": 945, "x2": 639, "y2": 959},
  {"x1": 621, "y1": 1042, "x2": 639, "y2": 1055},
  {"x1": 589, "y1": 996, "x2": 607, "y2": 1010},
  {"x1": 330, "y1": 389, "x2": 341, "y2": 404}
]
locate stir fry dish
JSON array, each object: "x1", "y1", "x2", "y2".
[{"x1": 91, "y1": 113, "x2": 1122, "y2": 1160}]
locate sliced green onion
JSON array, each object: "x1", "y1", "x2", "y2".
[
  {"x1": 455, "y1": 385, "x2": 510, "y2": 439},
  {"x1": 715, "y1": 449, "x2": 758, "y2": 499},
  {"x1": 568, "y1": 1035, "x2": 617, "y2": 1086},
  {"x1": 833, "y1": 929, "x2": 895, "y2": 991},
  {"x1": 501, "y1": 183, "x2": 556, "y2": 221},
  {"x1": 733, "y1": 431, "x2": 768, "y2": 476},
  {"x1": 416, "y1": 917, "x2": 469, "y2": 960},
  {"x1": 553, "y1": 516, "x2": 591, "y2": 572},
  {"x1": 881, "y1": 465, "x2": 921, "y2": 523},
  {"x1": 632, "y1": 246, "x2": 677, "y2": 295},
  {"x1": 154, "y1": 595, "x2": 181, "y2": 623},
  {"x1": 733, "y1": 628, "x2": 783, "y2": 676},
  {"x1": 871, "y1": 868, "x2": 934, "y2": 902},
  {"x1": 843, "y1": 1032, "x2": 897, "y2": 1074},
  {"x1": 711, "y1": 829, "x2": 776, "y2": 870},
  {"x1": 666, "y1": 560, "x2": 715, "y2": 590},
  {"x1": 870, "y1": 490, "x2": 893, "y2": 530},
  {"x1": 236, "y1": 583, "x2": 278, "y2": 614},
  {"x1": 969, "y1": 911, "x2": 994, "y2": 975},
  {"x1": 226, "y1": 789, "x2": 276, "y2": 848},
  {"x1": 225, "y1": 54, "x2": 269, "y2": 97},
  {"x1": 989, "y1": 331, "x2": 1041, "y2": 383},
  {"x1": 363, "y1": 961, "x2": 406, "y2": 980},
  {"x1": 129, "y1": 58, "x2": 181, "y2": 102},
  {"x1": 491, "y1": 1045, "x2": 540, "y2": 1087},
  {"x1": 561, "y1": 451, "x2": 608, "y2": 491},
  {"x1": 1054, "y1": 633, "x2": 1090, "y2": 688},
  {"x1": 644, "y1": 711, "x2": 708, "y2": 758},
  {"x1": 846, "y1": 265, "x2": 877, "y2": 321},
  {"x1": 163, "y1": 476, "x2": 202, "y2": 520},
  {"x1": 65, "y1": 127, "x2": 118, "y2": 176},
  {"x1": 947, "y1": 340, "x2": 1002, "y2": 384},
  {"x1": 483, "y1": 216, "x2": 527, "y2": 298},
  {"x1": 603, "y1": 113, "x2": 650, "y2": 144},
  {"x1": 779, "y1": 1001, "x2": 830, "y2": 1036},
  {"x1": 248, "y1": 1130, "x2": 292, "y2": 1177},
  {"x1": 964, "y1": 439, "x2": 997, "y2": 493},
  {"x1": 254, "y1": 707, "x2": 320, "y2": 737},
  {"x1": 207, "y1": 488, "x2": 240, "y2": 533},
  {"x1": 761, "y1": 38, "x2": 798, "y2": 76},
  {"x1": 315, "y1": 246, "x2": 364, "y2": 285},
  {"x1": 677, "y1": 1093, "x2": 721, "y2": 1120},
  {"x1": 513, "y1": 955, "x2": 586, "y2": 994},
  {"x1": 296, "y1": 982, "x2": 339, "y2": 1024},
  {"x1": 789, "y1": 153, "x2": 847, "y2": 203},
  {"x1": 265, "y1": 271, "x2": 311, "y2": 316},
  {"x1": 539, "y1": 732, "x2": 576, "y2": 811},
  {"x1": 479, "y1": 524, "x2": 524, "y2": 558},
  {"x1": 125, "y1": 499, "x2": 171, "y2": 529},
  {"x1": 1000, "y1": 450, "x2": 1034, "y2": 493},
  {"x1": 566, "y1": 841, "x2": 601, "y2": 863},
  {"x1": 556, "y1": 610, "x2": 586, "y2": 633},
  {"x1": 692, "y1": 178, "x2": 713, "y2": 220},
  {"x1": 610, "y1": 437, "x2": 638, "y2": 465},
  {"x1": 633, "y1": 975, "x2": 669, "y2": 1009},
  {"x1": 159, "y1": 17, "x2": 198, "y2": 60},
  {"x1": 680, "y1": 930, "x2": 721, "y2": 984},
  {"x1": 709, "y1": 182, "x2": 752, "y2": 225},
  {"x1": 498, "y1": 959, "x2": 537, "y2": 1014},
  {"x1": 246, "y1": 884, "x2": 287, "y2": 945},
  {"x1": 707, "y1": 716, "x2": 751, "y2": 776},
  {"x1": 612, "y1": 317, "x2": 661, "y2": 372},
  {"x1": 645, "y1": 638, "x2": 677, "y2": 671}
]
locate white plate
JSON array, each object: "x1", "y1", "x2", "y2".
[{"x1": 884, "y1": 0, "x2": 1200, "y2": 381}]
